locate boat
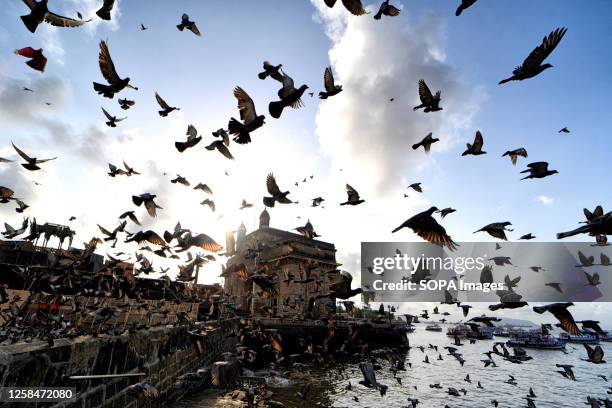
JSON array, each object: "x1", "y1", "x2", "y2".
[
  {"x1": 559, "y1": 331, "x2": 600, "y2": 344},
  {"x1": 425, "y1": 323, "x2": 442, "y2": 332},
  {"x1": 446, "y1": 324, "x2": 493, "y2": 340},
  {"x1": 600, "y1": 331, "x2": 612, "y2": 342},
  {"x1": 506, "y1": 329, "x2": 565, "y2": 350}
]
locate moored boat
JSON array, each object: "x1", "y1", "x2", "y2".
[
  {"x1": 506, "y1": 329, "x2": 565, "y2": 350},
  {"x1": 425, "y1": 323, "x2": 442, "y2": 332}
]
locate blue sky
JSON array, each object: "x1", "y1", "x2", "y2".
[{"x1": 1, "y1": 1, "x2": 611, "y2": 322}]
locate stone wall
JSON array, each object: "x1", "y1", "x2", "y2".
[{"x1": 0, "y1": 318, "x2": 241, "y2": 408}]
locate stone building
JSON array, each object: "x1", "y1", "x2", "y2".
[{"x1": 223, "y1": 209, "x2": 340, "y2": 318}]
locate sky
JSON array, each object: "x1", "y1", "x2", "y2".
[{"x1": 1, "y1": 0, "x2": 611, "y2": 324}]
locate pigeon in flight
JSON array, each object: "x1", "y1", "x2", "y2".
[
  {"x1": 205, "y1": 140, "x2": 234, "y2": 160},
  {"x1": 12, "y1": 142, "x2": 56, "y2": 171},
  {"x1": 474, "y1": 222, "x2": 513, "y2": 240},
  {"x1": 520, "y1": 162, "x2": 558, "y2": 180},
  {"x1": 171, "y1": 175, "x2": 190, "y2": 187},
  {"x1": 132, "y1": 193, "x2": 163, "y2": 217},
  {"x1": 392, "y1": 207, "x2": 458, "y2": 250},
  {"x1": 263, "y1": 173, "x2": 293, "y2": 207},
  {"x1": 194, "y1": 183, "x2": 213, "y2": 194},
  {"x1": 519, "y1": 233, "x2": 535, "y2": 240},
  {"x1": 340, "y1": 184, "x2": 365, "y2": 206},
  {"x1": 413, "y1": 80, "x2": 442, "y2": 112},
  {"x1": 533, "y1": 302, "x2": 580, "y2": 335},
  {"x1": 559, "y1": 127, "x2": 570, "y2": 133},
  {"x1": 96, "y1": 0, "x2": 116, "y2": 20},
  {"x1": 268, "y1": 71, "x2": 308, "y2": 119},
  {"x1": 14, "y1": 47, "x2": 47, "y2": 72},
  {"x1": 258, "y1": 61, "x2": 283, "y2": 81},
  {"x1": 20, "y1": 0, "x2": 90, "y2": 33},
  {"x1": 101, "y1": 107, "x2": 126, "y2": 127},
  {"x1": 412, "y1": 133, "x2": 439, "y2": 153},
  {"x1": 212, "y1": 129, "x2": 230, "y2": 146},
  {"x1": 499, "y1": 28, "x2": 568, "y2": 84},
  {"x1": 323, "y1": 0, "x2": 368, "y2": 16},
  {"x1": 239, "y1": 199, "x2": 253, "y2": 209},
  {"x1": 502, "y1": 148, "x2": 528, "y2": 165},
  {"x1": 462, "y1": 131, "x2": 486, "y2": 156},
  {"x1": 119, "y1": 211, "x2": 141, "y2": 226},
  {"x1": 455, "y1": 0, "x2": 477, "y2": 16},
  {"x1": 436, "y1": 208, "x2": 456, "y2": 218},
  {"x1": 408, "y1": 183, "x2": 423, "y2": 192},
  {"x1": 155, "y1": 92, "x2": 180, "y2": 117},
  {"x1": 319, "y1": 67, "x2": 343, "y2": 99},
  {"x1": 374, "y1": 1, "x2": 400, "y2": 20},
  {"x1": 228, "y1": 87, "x2": 265, "y2": 144},
  {"x1": 177, "y1": 13, "x2": 201, "y2": 36},
  {"x1": 118, "y1": 98, "x2": 135, "y2": 110},
  {"x1": 175, "y1": 125, "x2": 202, "y2": 153},
  {"x1": 93, "y1": 41, "x2": 138, "y2": 98}
]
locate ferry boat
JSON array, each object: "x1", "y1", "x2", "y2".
[
  {"x1": 493, "y1": 327, "x2": 511, "y2": 337},
  {"x1": 425, "y1": 323, "x2": 443, "y2": 332},
  {"x1": 446, "y1": 324, "x2": 493, "y2": 340},
  {"x1": 558, "y1": 331, "x2": 600, "y2": 344},
  {"x1": 600, "y1": 331, "x2": 612, "y2": 342},
  {"x1": 506, "y1": 329, "x2": 565, "y2": 350}
]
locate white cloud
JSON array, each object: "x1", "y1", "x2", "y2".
[{"x1": 535, "y1": 195, "x2": 554, "y2": 205}]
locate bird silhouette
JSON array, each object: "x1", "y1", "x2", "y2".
[
  {"x1": 96, "y1": 0, "x2": 116, "y2": 20},
  {"x1": 228, "y1": 87, "x2": 265, "y2": 144},
  {"x1": 177, "y1": 13, "x2": 201, "y2": 36},
  {"x1": 499, "y1": 28, "x2": 567, "y2": 84},
  {"x1": 323, "y1": 0, "x2": 368, "y2": 16},
  {"x1": 319, "y1": 67, "x2": 343, "y2": 99},
  {"x1": 502, "y1": 147, "x2": 528, "y2": 165},
  {"x1": 14, "y1": 47, "x2": 47, "y2": 72},
  {"x1": 155, "y1": 92, "x2": 180, "y2": 117},
  {"x1": 392, "y1": 207, "x2": 458, "y2": 250},
  {"x1": 455, "y1": 0, "x2": 478, "y2": 16},
  {"x1": 93, "y1": 41, "x2": 138, "y2": 98},
  {"x1": 263, "y1": 173, "x2": 293, "y2": 207},
  {"x1": 520, "y1": 162, "x2": 558, "y2": 180},
  {"x1": 374, "y1": 1, "x2": 400, "y2": 20},
  {"x1": 462, "y1": 131, "x2": 486, "y2": 156},
  {"x1": 412, "y1": 133, "x2": 439, "y2": 153},
  {"x1": 175, "y1": 125, "x2": 202, "y2": 153},
  {"x1": 413, "y1": 80, "x2": 442, "y2": 112},
  {"x1": 12, "y1": 142, "x2": 56, "y2": 171},
  {"x1": 20, "y1": 0, "x2": 90, "y2": 33},
  {"x1": 268, "y1": 71, "x2": 308, "y2": 118},
  {"x1": 101, "y1": 107, "x2": 126, "y2": 127},
  {"x1": 340, "y1": 184, "x2": 365, "y2": 206}
]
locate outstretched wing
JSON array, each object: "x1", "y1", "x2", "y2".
[
  {"x1": 473, "y1": 131, "x2": 484, "y2": 151},
  {"x1": 266, "y1": 173, "x2": 282, "y2": 196},
  {"x1": 346, "y1": 184, "x2": 360, "y2": 201},
  {"x1": 418, "y1": 79, "x2": 434, "y2": 104},
  {"x1": 155, "y1": 92, "x2": 170, "y2": 109},
  {"x1": 44, "y1": 10, "x2": 90, "y2": 28},
  {"x1": 279, "y1": 72, "x2": 296, "y2": 98},
  {"x1": 411, "y1": 216, "x2": 457, "y2": 250},
  {"x1": 216, "y1": 143, "x2": 234, "y2": 160},
  {"x1": 324, "y1": 67, "x2": 335, "y2": 92},
  {"x1": 341, "y1": 0, "x2": 368, "y2": 15},
  {"x1": 11, "y1": 142, "x2": 32, "y2": 162},
  {"x1": 143, "y1": 230, "x2": 165, "y2": 246},
  {"x1": 192, "y1": 233, "x2": 222, "y2": 252},
  {"x1": 233, "y1": 86, "x2": 257, "y2": 123},
  {"x1": 515, "y1": 27, "x2": 567, "y2": 73},
  {"x1": 101, "y1": 107, "x2": 113, "y2": 120},
  {"x1": 98, "y1": 41, "x2": 120, "y2": 85},
  {"x1": 527, "y1": 161, "x2": 548, "y2": 172}
]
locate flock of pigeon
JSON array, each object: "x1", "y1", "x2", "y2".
[{"x1": 1, "y1": 1, "x2": 612, "y2": 407}]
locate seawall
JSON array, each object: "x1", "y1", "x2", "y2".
[{"x1": 0, "y1": 318, "x2": 241, "y2": 408}]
